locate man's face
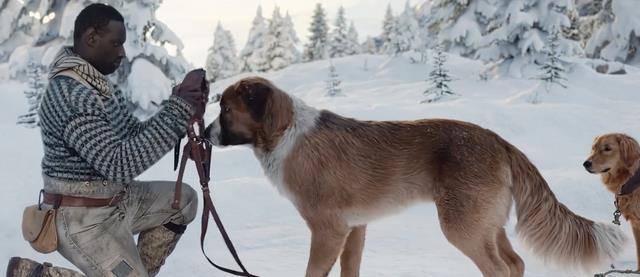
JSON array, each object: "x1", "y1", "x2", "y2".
[{"x1": 88, "y1": 20, "x2": 126, "y2": 75}]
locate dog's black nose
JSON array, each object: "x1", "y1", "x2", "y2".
[{"x1": 583, "y1": 161, "x2": 592, "y2": 169}]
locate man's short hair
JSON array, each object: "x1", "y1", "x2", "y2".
[{"x1": 73, "y1": 3, "x2": 124, "y2": 42}]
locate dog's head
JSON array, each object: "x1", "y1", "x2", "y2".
[
  {"x1": 584, "y1": 133, "x2": 640, "y2": 175},
  {"x1": 205, "y1": 77, "x2": 293, "y2": 147}
]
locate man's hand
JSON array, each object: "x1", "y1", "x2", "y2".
[{"x1": 173, "y1": 69, "x2": 209, "y2": 119}]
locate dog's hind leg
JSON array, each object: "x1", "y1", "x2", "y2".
[
  {"x1": 305, "y1": 219, "x2": 350, "y2": 277},
  {"x1": 497, "y1": 228, "x2": 524, "y2": 277},
  {"x1": 440, "y1": 223, "x2": 510, "y2": 276},
  {"x1": 435, "y1": 191, "x2": 511, "y2": 277},
  {"x1": 339, "y1": 225, "x2": 367, "y2": 277}
]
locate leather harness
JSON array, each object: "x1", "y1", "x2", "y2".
[{"x1": 172, "y1": 118, "x2": 258, "y2": 277}]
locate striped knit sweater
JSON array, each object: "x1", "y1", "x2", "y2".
[{"x1": 39, "y1": 76, "x2": 194, "y2": 182}]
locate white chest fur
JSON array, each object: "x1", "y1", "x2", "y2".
[{"x1": 254, "y1": 97, "x2": 319, "y2": 205}]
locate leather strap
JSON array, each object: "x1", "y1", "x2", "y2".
[
  {"x1": 173, "y1": 120, "x2": 257, "y2": 277},
  {"x1": 42, "y1": 192, "x2": 124, "y2": 207}
]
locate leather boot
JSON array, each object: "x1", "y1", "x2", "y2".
[
  {"x1": 6, "y1": 257, "x2": 83, "y2": 277},
  {"x1": 137, "y1": 222, "x2": 186, "y2": 277}
]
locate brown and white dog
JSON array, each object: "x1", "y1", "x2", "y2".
[
  {"x1": 206, "y1": 77, "x2": 626, "y2": 277},
  {"x1": 584, "y1": 133, "x2": 640, "y2": 269}
]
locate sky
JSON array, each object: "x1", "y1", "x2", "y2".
[{"x1": 156, "y1": 0, "x2": 420, "y2": 68}]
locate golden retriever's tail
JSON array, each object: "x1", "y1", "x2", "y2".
[{"x1": 504, "y1": 141, "x2": 626, "y2": 271}]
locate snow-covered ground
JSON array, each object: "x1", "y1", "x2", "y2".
[{"x1": 2, "y1": 53, "x2": 640, "y2": 276}]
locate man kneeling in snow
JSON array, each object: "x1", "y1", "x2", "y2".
[{"x1": 7, "y1": 3, "x2": 207, "y2": 276}]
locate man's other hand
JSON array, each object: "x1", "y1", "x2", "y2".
[{"x1": 173, "y1": 69, "x2": 209, "y2": 118}]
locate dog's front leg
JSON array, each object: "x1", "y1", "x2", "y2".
[
  {"x1": 340, "y1": 225, "x2": 367, "y2": 277},
  {"x1": 305, "y1": 222, "x2": 350, "y2": 277},
  {"x1": 631, "y1": 220, "x2": 640, "y2": 270}
]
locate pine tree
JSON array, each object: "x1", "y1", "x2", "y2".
[
  {"x1": 262, "y1": 6, "x2": 299, "y2": 71},
  {"x1": 283, "y1": 11, "x2": 302, "y2": 63},
  {"x1": 17, "y1": 59, "x2": 46, "y2": 128},
  {"x1": 346, "y1": 21, "x2": 361, "y2": 56},
  {"x1": 0, "y1": 0, "x2": 41, "y2": 64},
  {"x1": 585, "y1": 0, "x2": 640, "y2": 64},
  {"x1": 239, "y1": 6, "x2": 268, "y2": 72},
  {"x1": 1, "y1": 0, "x2": 192, "y2": 116},
  {"x1": 476, "y1": 0, "x2": 582, "y2": 77},
  {"x1": 536, "y1": 28, "x2": 568, "y2": 91},
  {"x1": 326, "y1": 60, "x2": 342, "y2": 97},
  {"x1": 329, "y1": 6, "x2": 349, "y2": 58},
  {"x1": 395, "y1": 0, "x2": 422, "y2": 53},
  {"x1": 385, "y1": 17, "x2": 403, "y2": 56},
  {"x1": 427, "y1": 0, "x2": 500, "y2": 58},
  {"x1": 380, "y1": 4, "x2": 395, "y2": 53},
  {"x1": 284, "y1": 12, "x2": 301, "y2": 45},
  {"x1": 303, "y1": 3, "x2": 329, "y2": 61},
  {"x1": 423, "y1": 44, "x2": 454, "y2": 103},
  {"x1": 205, "y1": 22, "x2": 238, "y2": 82},
  {"x1": 415, "y1": 0, "x2": 436, "y2": 51}
]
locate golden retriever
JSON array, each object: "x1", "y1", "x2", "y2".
[{"x1": 585, "y1": 133, "x2": 640, "y2": 269}]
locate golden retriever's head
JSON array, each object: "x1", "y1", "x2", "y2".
[
  {"x1": 584, "y1": 133, "x2": 640, "y2": 175},
  {"x1": 205, "y1": 77, "x2": 293, "y2": 147}
]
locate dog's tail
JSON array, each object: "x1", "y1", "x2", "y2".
[{"x1": 503, "y1": 140, "x2": 626, "y2": 270}]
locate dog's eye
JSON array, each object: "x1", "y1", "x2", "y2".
[
  {"x1": 224, "y1": 107, "x2": 231, "y2": 113},
  {"x1": 604, "y1": 145, "x2": 612, "y2": 152}
]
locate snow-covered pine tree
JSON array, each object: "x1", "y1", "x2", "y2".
[
  {"x1": 0, "y1": 0, "x2": 41, "y2": 64},
  {"x1": 536, "y1": 27, "x2": 568, "y2": 91},
  {"x1": 326, "y1": 60, "x2": 342, "y2": 97},
  {"x1": 423, "y1": 44, "x2": 454, "y2": 103},
  {"x1": 283, "y1": 11, "x2": 302, "y2": 63},
  {"x1": 575, "y1": 0, "x2": 605, "y2": 47},
  {"x1": 1, "y1": 1, "x2": 191, "y2": 118},
  {"x1": 262, "y1": 6, "x2": 299, "y2": 71},
  {"x1": 394, "y1": 0, "x2": 421, "y2": 53},
  {"x1": 476, "y1": 0, "x2": 582, "y2": 77},
  {"x1": 284, "y1": 12, "x2": 301, "y2": 45},
  {"x1": 585, "y1": 0, "x2": 640, "y2": 65},
  {"x1": 346, "y1": 21, "x2": 361, "y2": 56},
  {"x1": 563, "y1": 8, "x2": 582, "y2": 45},
  {"x1": 17, "y1": 58, "x2": 46, "y2": 128},
  {"x1": 385, "y1": 17, "x2": 403, "y2": 56},
  {"x1": 579, "y1": 0, "x2": 605, "y2": 16},
  {"x1": 426, "y1": 0, "x2": 500, "y2": 58},
  {"x1": 239, "y1": 6, "x2": 268, "y2": 72},
  {"x1": 205, "y1": 22, "x2": 238, "y2": 82},
  {"x1": 415, "y1": 0, "x2": 435, "y2": 51},
  {"x1": 328, "y1": 6, "x2": 349, "y2": 58},
  {"x1": 380, "y1": 4, "x2": 395, "y2": 54},
  {"x1": 303, "y1": 3, "x2": 329, "y2": 61}
]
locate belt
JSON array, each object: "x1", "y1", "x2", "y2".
[{"x1": 42, "y1": 191, "x2": 125, "y2": 207}]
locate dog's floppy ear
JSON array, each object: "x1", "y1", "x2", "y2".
[
  {"x1": 240, "y1": 80, "x2": 272, "y2": 122},
  {"x1": 618, "y1": 135, "x2": 640, "y2": 167}
]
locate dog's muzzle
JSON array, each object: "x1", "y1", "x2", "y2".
[{"x1": 204, "y1": 117, "x2": 221, "y2": 146}]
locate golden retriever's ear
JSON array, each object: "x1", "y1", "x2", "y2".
[{"x1": 619, "y1": 135, "x2": 640, "y2": 167}]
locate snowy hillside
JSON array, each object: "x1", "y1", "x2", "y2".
[{"x1": 2, "y1": 53, "x2": 640, "y2": 276}]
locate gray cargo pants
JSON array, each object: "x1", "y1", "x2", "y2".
[{"x1": 43, "y1": 176, "x2": 198, "y2": 277}]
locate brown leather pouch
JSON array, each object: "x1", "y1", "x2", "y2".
[{"x1": 21, "y1": 191, "x2": 58, "y2": 253}]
